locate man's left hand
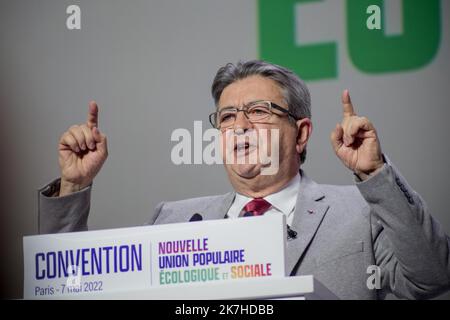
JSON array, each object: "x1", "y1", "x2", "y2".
[{"x1": 330, "y1": 90, "x2": 384, "y2": 180}]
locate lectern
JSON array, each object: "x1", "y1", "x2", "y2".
[{"x1": 23, "y1": 215, "x2": 338, "y2": 299}]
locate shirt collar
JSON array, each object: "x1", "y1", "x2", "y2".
[
  {"x1": 227, "y1": 173, "x2": 301, "y2": 218},
  {"x1": 265, "y1": 173, "x2": 300, "y2": 215}
]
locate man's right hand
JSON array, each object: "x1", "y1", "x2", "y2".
[{"x1": 58, "y1": 101, "x2": 108, "y2": 196}]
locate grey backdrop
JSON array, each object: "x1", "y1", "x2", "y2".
[{"x1": 1, "y1": 0, "x2": 449, "y2": 299}]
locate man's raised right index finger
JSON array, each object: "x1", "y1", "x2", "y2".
[
  {"x1": 87, "y1": 101, "x2": 99, "y2": 129},
  {"x1": 341, "y1": 89, "x2": 356, "y2": 118}
]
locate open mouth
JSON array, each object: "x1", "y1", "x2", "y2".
[
  {"x1": 235, "y1": 142, "x2": 249, "y2": 151},
  {"x1": 234, "y1": 142, "x2": 256, "y2": 155}
]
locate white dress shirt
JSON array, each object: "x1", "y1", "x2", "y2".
[{"x1": 226, "y1": 173, "x2": 301, "y2": 226}]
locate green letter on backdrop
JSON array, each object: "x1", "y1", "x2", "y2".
[
  {"x1": 258, "y1": 0, "x2": 440, "y2": 80},
  {"x1": 259, "y1": 0, "x2": 337, "y2": 80},
  {"x1": 347, "y1": 0, "x2": 440, "y2": 74}
]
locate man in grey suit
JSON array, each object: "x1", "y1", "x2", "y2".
[{"x1": 38, "y1": 60, "x2": 450, "y2": 299}]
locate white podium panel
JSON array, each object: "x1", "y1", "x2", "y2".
[{"x1": 24, "y1": 215, "x2": 288, "y2": 299}]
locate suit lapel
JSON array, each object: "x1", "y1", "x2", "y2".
[
  {"x1": 199, "y1": 192, "x2": 236, "y2": 221},
  {"x1": 286, "y1": 171, "x2": 329, "y2": 275}
]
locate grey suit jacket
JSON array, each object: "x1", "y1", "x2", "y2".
[{"x1": 38, "y1": 159, "x2": 450, "y2": 300}]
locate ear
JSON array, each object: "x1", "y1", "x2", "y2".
[{"x1": 295, "y1": 118, "x2": 313, "y2": 154}]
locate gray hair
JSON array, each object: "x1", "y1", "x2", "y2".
[{"x1": 211, "y1": 60, "x2": 311, "y2": 164}]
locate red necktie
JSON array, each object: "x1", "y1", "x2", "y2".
[{"x1": 241, "y1": 198, "x2": 272, "y2": 217}]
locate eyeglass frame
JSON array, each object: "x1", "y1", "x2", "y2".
[{"x1": 208, "y1": 100, "x2": 300, "y2": 129}]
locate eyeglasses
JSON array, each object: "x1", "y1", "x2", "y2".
[{"x1": 209, "y1": 100, "x2": 299, "y2": 129}]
